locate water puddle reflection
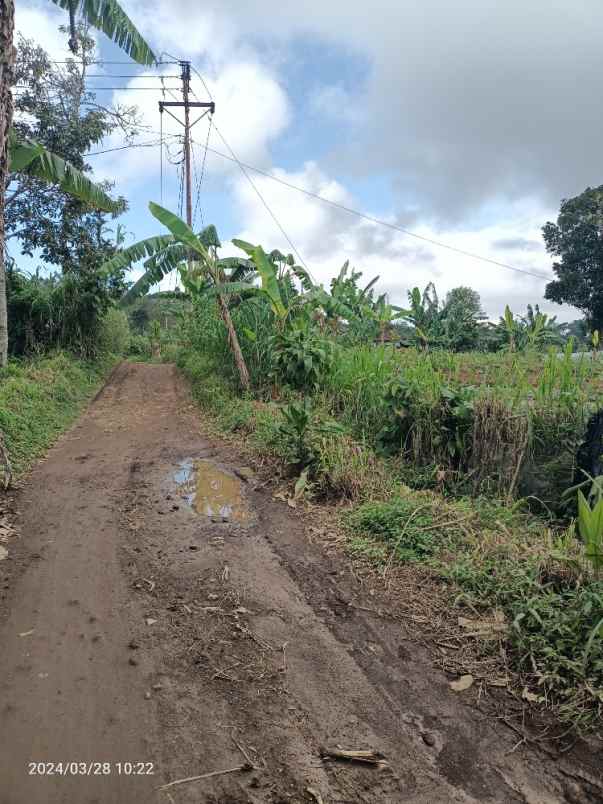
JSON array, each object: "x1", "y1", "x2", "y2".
[{"x1": 172, "y1": 458, "x2": 251, "y2": 523}]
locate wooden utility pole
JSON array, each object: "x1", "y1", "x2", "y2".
[
  {"x1": 158, "y1": 60, "x2": 214, "y2": 229},
  {"x1": 181, "y1": 60, "x2": 193, "y2": 228}
]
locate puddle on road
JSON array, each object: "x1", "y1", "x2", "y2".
[{"x1": 172, "y1": 458, "x2": 251, "y2": 523}]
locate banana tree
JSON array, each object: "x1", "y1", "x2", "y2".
[
  {"x1": 0, "y1": 0, "x2": 155, "y2": 365},
  {"x1": 9, "y1": 132, "x2": 118, "y2": 212},
  {"x1": 102, "y1": 203, "x2": 257, "y2": 390},
  {"x1": 372, "y1": 295, "x2": 404, "y2": 344},
  {"x1": 401, "y1": 286, "x2": 441, "y2": 351}
]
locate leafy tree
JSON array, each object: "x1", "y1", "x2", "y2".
[
  {"x1": 559, "y1": 318, "x2": 589, "y2": 347},
  {"x1": 543, "y1": 186, "x2": 603, "y2": 331},
  {"x1": 0, "y1": 0, "x2": 155, "y2": 366},
  {"x1": 490, "y1": 303, "x2": 563, "y2": 352},
  {"x1": 6, "y1": 29, "x2": 136, "y2": 273},
  {"x1": 440, "y1": 286, "x2": 485, "y2": 351},
  {"x1": 7, "y1": 264, "x2": 128, "y2": 357},
  {"x1": 402, "y1": 283, "x2": 442, "y2": 350},
  {"x1": 102, "y1": 205, "x2": 258, "y2": 389}
]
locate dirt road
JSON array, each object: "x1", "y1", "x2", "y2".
[{"x1": 0, "y1": 362, "x2": 601, "y2": 803}]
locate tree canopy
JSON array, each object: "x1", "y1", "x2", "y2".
[
  {"x1": 543, "y1": 185, "x2": 603, "y2": 331},
  {"x1": 6, "y1": 28, "x2": 138, "y2": 273}
]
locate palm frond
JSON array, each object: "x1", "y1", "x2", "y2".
[
  {"x1": 100, "y1": 234, "x2": 175, "y2": 273},
  {"x1": 120, "y1": 261, "x2": 186, "y2": 306},
  {"x1": 149, "y1": 202, "x2": 209, "y2": 259},
  {"x1": 217, "y1": 257, "x2": 256, "y2": 281},
  {"x1": 232, "y1": 239, "x2": 287, "y2": 318},
  {"x1": 9, "y1": 134, "x2": 118, "y2": 212},
  {"x1": 50, "y1": 0, "x2": 156, "y2": 65},
  {"x1": 291, "y1": 264, "x2": 314, "y2": 291},
  {"x1": 360, "y1": 275, "x2": 380, "y2": 299}
]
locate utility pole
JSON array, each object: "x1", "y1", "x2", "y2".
[
  {"x1": 181, "y1": 60, "x2": 193, "y2": 228},
  {"x1": 158, "y1": 60, "x2": 214, "y2": 229}
]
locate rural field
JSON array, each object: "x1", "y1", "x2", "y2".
[{"x1": 2, "y1": 0, "x2": 603, "y2": 802}]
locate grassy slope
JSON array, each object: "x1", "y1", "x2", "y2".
[
  {"x1": 178, "y1": 348, "x2": 603, "y2": 733},
  {"x1": 0, "y1": 352, "x2": 115, "y2": 478}
]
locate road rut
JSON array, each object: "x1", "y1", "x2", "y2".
[{"x1": 0, "y1": 362, "x2": 600, "y2": 803}]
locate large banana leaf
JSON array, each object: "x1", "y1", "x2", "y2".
[
  {"x1": 149, "y1": 202, "x2": 209, "y2": 260},
  {"x1": 50, "y1": 0, "x2": 156, "y2": 65},
  {"x1": 9, "y1": 135, "x2": 118, "y2": 212},
  {"x1": 198, "y1": 224, "x2": 221, "y2": 249},
  {"x1": 217, "y1": 257, "x2": 256, "y2": 281},
  {"x1": 120, "y1": 260, "x2": 187, "y2": 305},
  {"x1": 232, "y1": 239, "x2": 286, "y2": 319},
  {"x1": 291, "y1": 264, "x2": 315, "y2": 292},
  {"x1": 143, "y1": 242, "x2": 188, "y2": 272},
  {"x1": 100, "y1": 234, "x2": 176, "y2": 273},
  {"x1": 360, "y1": 275, "x2": 380, "y2": 299}
]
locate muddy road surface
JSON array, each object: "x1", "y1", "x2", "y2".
[{"x1": 0, "y1": 362, "x2": 601, "y2": 803}]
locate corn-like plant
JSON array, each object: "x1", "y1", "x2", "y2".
[{"x1": 577, "y1": 490, "x2": 603, "y2": 577}]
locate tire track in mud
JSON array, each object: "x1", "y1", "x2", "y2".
[{"x1": 0, "y1": 362, "x2": 600, "y2": 804}]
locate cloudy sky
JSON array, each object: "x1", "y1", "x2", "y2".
[{"x1": 15, "y1": 0, "x2": 603, "y2": 320}]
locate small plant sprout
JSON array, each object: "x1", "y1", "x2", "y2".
[{"x1": 577, "y1": 490, "x2": 603, "y2": 578}]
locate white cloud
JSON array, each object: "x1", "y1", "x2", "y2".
[
  {"x1": 228, "y1": 161, "x2": 577, "y2": 321},
  {"x1": 92, "y1": 59, "x2": 289, "y2": 190},
  {"x1": 13, "y1": 0, "x2": 587, "y2": 320},
  {"x1": 14, "y1": 3, "x2": 72, "y2": 60}
]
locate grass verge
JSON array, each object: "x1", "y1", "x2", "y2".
[
  {"x1": 179, "y1": 348, "x2": 603, "y2": 733},
  {"x1": 0, "y1": 351, "x2": 116, "y2": 478}
]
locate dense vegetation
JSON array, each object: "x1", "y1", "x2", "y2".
[
  {"x1": 106, "y1": 208, "x2": 601, "y2": 733},
  {"x1": 2, "y1": 6, "x2": 602, "y2": 737}
]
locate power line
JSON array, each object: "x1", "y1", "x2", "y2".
[
  {"x1": 194, "y1": 142, "x2": 552, "y2": 282},
  {"x1": 76, "y1": 58, "x2": 551, "y2": 283},
  {"x1": 84, "y1": 131, "x2": 549, "y2": 282},
  {"x1": 212, "y1": 118, "x2": 315, "y2": 282},
  {"x1": 192, "y1": 116, "x2": 212, "y2": 229},
  {"x1": 189, "y1": 65, "x2": 314, "y2": 281},
  {"x1": 86, "y1": 137, "x2": 179, "y2": 156},
  {"x1": 49, "y1": 59, "x2": 179, "y2": 65},
  {"x1": 83, "y1": 74, "x2": 180, "y2": 79},
  {"x1": 14, "y1": 85, "x2": 182, "y2": 91}
]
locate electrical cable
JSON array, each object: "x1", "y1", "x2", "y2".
[
  {"x1": 49, "y1": 59, "x2": 179, "y2": 65},
  {"x1": 70, "y1": 58, "x2": 552, "y2": 283},
  {"x1": 210, "y1": 117, "x2": 315, "y2": 281},
  {"x1": 83, "y1": 74, "x2": 180, "y2": 79},
  {"x1": 86, "y1": 137, "x2": 179, "y2": 156},
  {"x1": 177, "y1": 160, "x2": 184, "y2": 219},
  {"x1": 192, "y1": 141, "x2": 552, "y2": 282},
  {"x1": 14, "y1": 85, "x2": 182, "y2": 91},
  {"x1": 188, "y1": 65, "x2": 314, "y2": 282},
  {"x1": 192, "y1": 115, "x2": 212, "y2": 229}
]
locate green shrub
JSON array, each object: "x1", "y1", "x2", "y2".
[
  {"x1": 273, "y1": 322, "x2": 334, "y2": 392},
  {"x1": 447, "y1": 554, "x2": 603, "y2": 729},
  {"x1": 345, "y1": 496, "x2": 443, "y2": 562},
  {"x1": 98, "y1": 308, "x2": 131, "y2": 356},
  {"x1": 128, "y1": 334, "x2": 152, "y2": 359}
]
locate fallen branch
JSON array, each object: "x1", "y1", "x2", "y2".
[
  {"x1": 320, "y1": 748, "x2": 388, "y2": 767},
  {"x1": 158, "y1": 763, "x2": 253, "y2": 791},
  {"x1": 231, "y1": 733, "x2": 258, "y2": 768}
]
